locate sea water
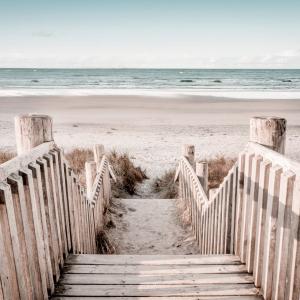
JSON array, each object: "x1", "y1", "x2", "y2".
[{"x1": 0, "y1": 68, "x2": 300, "y2": 98}]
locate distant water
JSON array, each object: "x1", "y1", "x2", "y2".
[{"x1": 0, "y1": 68, "x2": 300, "y2": 98}]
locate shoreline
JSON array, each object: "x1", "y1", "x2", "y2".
[
  {"x1": 1, "y1": 88, "x2": 300, "y2": 99},
  {"x1": 1, "y1": 94, "x2": 300, "y2": 177}
]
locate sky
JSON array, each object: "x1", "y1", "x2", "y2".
[{"x1": 0, "y1": 0, "x2": 300, "y2": 68}]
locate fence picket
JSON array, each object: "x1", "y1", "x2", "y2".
[
  {"x1": 253, "y1": 159, "x2": 271, "y2": 287},
  {"x1": 246, "y1": 155, "x2": 263, "y2": 272},
  {"x1": 0, "y1": 188, "x2": 20, "y2": 300},
  {"x1": 285, "y1": 178, "x2": 300, "y2": 299},
  {"x1": 272, "y1": 171, "x2": 296, "y2": 300},
  {"x1": 261, "y1": 165, "x2": 283, "y2": 300}
]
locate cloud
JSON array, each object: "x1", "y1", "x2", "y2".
[
  {"x1": 32, "y1": 31, "x2": 54, "y2": 38},
  {"x1": 0, "y1": 49, "x2": 300, "y2": 68}
]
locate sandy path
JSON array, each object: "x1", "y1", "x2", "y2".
[{"x1": 110, "y1": 198, "x2": 199, "y2": 255}]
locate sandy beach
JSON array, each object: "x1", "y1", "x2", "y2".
[{"x1": 1, "y1": 95, "x2": 300, "y2": 180}]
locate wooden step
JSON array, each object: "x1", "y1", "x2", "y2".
[
  {"x1": 66, "y1": 254, "x2": 242, "y2": 265},
  {"x1": 52, "y1": 254, "x2": 262, "y2": 299}
]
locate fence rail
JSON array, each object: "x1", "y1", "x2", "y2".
[
  {"x1": 176, "y1": 116, "x2": 300, "y2": 300},
  {"x1": 0, "y1": 115, "x2": 113, "y2": 300}
]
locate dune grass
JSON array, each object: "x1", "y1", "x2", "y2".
[
  {"x1": 207, "y1": 156, "x2": 236, "y2": 189},
  {"x1": 151, "y1": 155, "x2": 236, "y2": 200},
  {"x1": 0, "y1": 150, "x2": 16, "y2": 165},
  {"x1": 64, "y1": 148, "x2": 148, "y2": 198},
  {"x1": 108, "y1": 150, "x2": 148, "y2": 198},
  {"x1": 151, "y1": 169, "x2": 178, "y2": 199}
]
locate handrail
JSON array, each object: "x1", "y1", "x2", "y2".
[
  {"x1": 178, "y1": 156, "x2": 209, "y2": 203},
  {"x1": 0, "y1": 141, "x2": 55, "y2": 181},
  {"x1": 176, "y1": 143, "x2": 300, "y2": 299},
  {"x1": 247, "y1": 141, "x2": 300, "y2": 173},
  {"x1": 176, "y1": 155, "x2": 238, "y2": 255},
  {"x1": 0, "y1": 143, "x2": 113, "y2": 299}
]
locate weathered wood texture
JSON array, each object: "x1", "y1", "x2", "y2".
[
  {"x1": 0, "y1": 148, "x2": 112, "y2": 299},
  {"x1": 0, "y1": 115, "x2": 113, "y2": 299},
  {"x1": 176, "y1": 116, "x2": 300, "y2": 299},
  {"x1": 177, "y1": 155, "x2": 238, "y2": 255},
  {"x1": 15, "y1": 114, "x2": 54, "y2": 155},
  {"x1": 196, "y1": 161, "x2": 208, "y2": 196},
  {"x1": 51, "y1": 254, "x2": 261, "y2": 299},
  {"x1": 249, "y1": 116, "x2": 286, "y2": 154}
]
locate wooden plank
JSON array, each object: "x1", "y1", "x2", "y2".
[
  {"x1": 211, "y1": 197, "x2": 217, "y2": 254},
  {"x1": 51, "y1": 296, "x2": 263, "y2": 300},
  {"x1": 235, "y1": 153, "x2": 246, "y2": 256},
  {"x1": 272, "y1": 171, "x2": 295, "y2": 300},
  {"x1": 13, "y1": 171, "x2": 44, "y2": 299},
  {"x1": 247, "y1": 142, "x2": 300, "y2": 175},
  {"x1": 65, "y1": 167, "x2": 76, "y2": 254},
  {"x1": 71, "y1": 174, "x2": 81, "y2": 253},
  {"x1": 64, "y1": 264, "x2": 248, "y2": 274},
  {"x1": 0, "y1": 182, "x2": 21, "y2": 300},
  {"x1": 0, "y1": 141, "x2": 55, "y2": 181},
  {"x1": 229, "y1": 166, "x2": 238, "y2": 254},
  {"x1": 261, "y1": 165, "x2": 282, "y2": 300},
  {"x1": 285, "y1": 178, "x2": 300, "y2": 299},
  {"x1": 19, "y1": 168, "x2": 48, "y2": 299},
  {"x1": 37, "y1": 158, "x2": 60, "y2": 281},
  {"x1": 44, "y1": 154, "x2": 64, "y2": 265},
  {"x1": 253, "y1": 159, "x2": 271, "y2": 287},
  {"x1": 60, "y1": 272, "x2": 254, "y2": 285},
  {"x1": 29, "y1": 162, "x2": 55, "y2": 293},
  {"x1": 240, "y1": 153, "x2": 254, "y2": 263},
  {"x1": 50, "y1": 151, "x2": 68, "y2": 257},
  {"x1": 246, "y1": 155, "x2": 263, "y2": 272},
  {"x1": 5, "y1": 174, "x2": 34, "y2": 299},
  {"x1": 220, "y1": 185, "x2": 226, "y2": 253},
  {"x1": 66, "y1": 254, "x2": 242, "y2": 265},
  {"x1": 224, "y1": 179, "x2": 230, "y2": 253},
  {"x1": 53, "y1": 283, "x2": 259, "y2": 297},
  {"x1": 58, "y1": 151, "x2": 71, "y2": 251}
]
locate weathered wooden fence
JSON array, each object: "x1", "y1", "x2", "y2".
[
  {"x1": 176, "y1": 116, "x2": 300, "y2": 299},
  {"x1": 0, "y1": 114, "x2": 114, "y2": 299}
]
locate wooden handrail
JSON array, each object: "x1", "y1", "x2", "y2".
[
  {"x1": 0, "y1": 143, "x2": 113, "y2": 299},
  {"x1": 177, "y1": 156, "x2": 238, "y2": 255},
  {"x1": 176, "y1": 142, "x2": 300, "y2": 299},
  {"x1": 0, "y1": 141, "x2": 55, "y2": 181}
]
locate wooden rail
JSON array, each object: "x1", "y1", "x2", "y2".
[
  {"x1": 0, "y1": 115, "x2": 113, "y2": 299},
  {"x1": 176, "y1": 116, "x2": 300, "y2": 299},
  {"x1": 177, "y1": 156, "x2": 238, "y2": 255}
]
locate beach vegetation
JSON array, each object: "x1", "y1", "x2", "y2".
[
  {"x1": 207, "y1": 156, "x2": 236, "y2": 189},
  {"x1": 151, "y1": 169, "x2": 178, "y2": 199},
  {"x1": 108, "y1": 150, "x2": 148, "y2": 198},
  {"x1": 0, "y1": 150, "x2": 16, "y2": 164}
]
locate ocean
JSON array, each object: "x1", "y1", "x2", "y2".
[{"x1": 0, "y1": 68, "x2": 300, "y2": 98}]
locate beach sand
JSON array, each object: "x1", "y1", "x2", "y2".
[
  {"x1": 1, "y1": 94, "x2": 300, "y2": 254},
  {"x1": 1, "y1": 95, "x2": 300, "y2": 180}
]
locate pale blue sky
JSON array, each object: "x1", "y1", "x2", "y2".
[{"x1": 0, "y1": 0, "x2": 300, "y2": 68}]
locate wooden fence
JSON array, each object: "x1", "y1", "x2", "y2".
[
  {"x1": 176, "y1": 116, "x2": 300, "y2": 299},
  {"x1": 0, "y1": 115, "x2": 113, "y2": 299}
]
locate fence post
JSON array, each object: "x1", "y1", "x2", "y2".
[
  {"x1": 93, "y1": 144, "x2": 105, "y2": 170},
  {"x1": 250, "y1": 116, "x2": 286, "y2": 154},
  {"x1": 85, "y1": 161, "x2": 97, "y2": 198},
  {"x1": 196, "y1": 161, "x2": 208, "y2": 195},
  {"x1": 15, "y1": 114, "x2": 53, "y2": 155},
  {"x1": 182, "y1": 144, "x2": 195, "y2": 168}
]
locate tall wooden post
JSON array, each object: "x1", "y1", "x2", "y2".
[
  {"x1": 196, "y1": 161, "x2": 208, "y2": 196},
  {"x1": 15, "y1": 114, "x2": 53, "y2": 155},
  {"x1": 182, "y1": 144, "x2": 195, "y2": 167},
  {"x1": 250, "y1": 117, "x2": 286, "y2": 154},
  {"x1": 93, "y1": 144, "x2": 105, "y2": 169},
  {"x1": 85, "y1": 161, "x2": 97, "y2": 198}
]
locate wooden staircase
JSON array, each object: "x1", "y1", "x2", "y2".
[{"x1": 51, "y1": 254, "x2": 262, "y2": 299}]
